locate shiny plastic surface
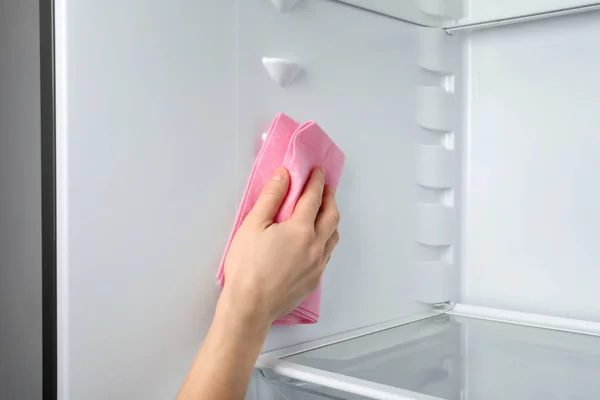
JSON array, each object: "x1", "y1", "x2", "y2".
[
  {"x1": 284, "y1": 315, "x2": 600, "y2": 399},
  {"x1": 255, "y1": 372, "x2": 373, "y2": 400}
]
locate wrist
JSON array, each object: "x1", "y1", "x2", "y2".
[{"x1": 216, "y1": 286, "x2": 272, "y2": 339}]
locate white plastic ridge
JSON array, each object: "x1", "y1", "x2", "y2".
[
  {"x1": 450, "y1": 304, "x2": 600, "y2": 337},
  {"x1": 257, "y1": 360, "x2": 446, "y2": 400}
]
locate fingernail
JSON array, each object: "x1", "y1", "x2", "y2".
[
  {"x1": 319, "y1": 168, "x2": 326, "y2": 178},
  {"x1": 273, "y1": 167, "x2": 286, "y2": 181}
]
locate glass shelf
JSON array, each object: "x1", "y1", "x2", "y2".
[{"x1": 261, "y1": 314, "x2": 600, "y2": 399}]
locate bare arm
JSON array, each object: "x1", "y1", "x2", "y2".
[
  {"x1": 174, "y1": 292, "x2": 269, "y2": 400},
  {"x1": 176, "y1": 167, "x2": 340, "y2": 400}
]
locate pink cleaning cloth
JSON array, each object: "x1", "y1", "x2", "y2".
[{"x1": 217, "y1": 113, "x2": 345, "y2": 325}]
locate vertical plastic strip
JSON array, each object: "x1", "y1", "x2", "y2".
[{"x1": 415, "y1": 27, "x2": 459, "y2": 306}]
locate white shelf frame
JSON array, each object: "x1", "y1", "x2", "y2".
[
  {"x1": 334, "y1": 0, "x2": 600, "y2": 32},
  {"x1": 446, "y1": 3, "x2": 600, "y2": 33}
]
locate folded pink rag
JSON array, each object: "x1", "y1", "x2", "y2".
[{"x1": 217, "y1": 113, "x2": 345, "y2": 325}]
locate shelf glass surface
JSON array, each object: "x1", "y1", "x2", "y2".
[{"x1": 282, "y1": 314, "x2": 600, "y2": 399}]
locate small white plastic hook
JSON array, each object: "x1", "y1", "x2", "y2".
[
  {"x1": 262, "y1": 57, "x2": 301, "y2": 87},
  {"x1": 270, "y1": 0, "x2": 299, "y2": 12}
]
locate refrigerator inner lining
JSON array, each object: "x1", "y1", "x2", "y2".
[{"x1": 256, "y1": 3, "x2": 600, "y2": 399}]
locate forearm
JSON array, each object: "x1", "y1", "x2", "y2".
[{"x1": 176, "y1": 291, "x2": 270, "y2": 400}]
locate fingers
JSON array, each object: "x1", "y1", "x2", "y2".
[
  {"x1": 292, "y1": 168, "x2": 325, "y2": 224},
  {"x1": 322, "y1": 229, "x2": 340, "y2": 266},
  {"x1": 315, "y1": 185, "x2": 340, "y2": 243},
  {"x1": 247, "y1": 167, "x2": 290, "y2": 227}
]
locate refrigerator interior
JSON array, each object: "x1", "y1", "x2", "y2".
[
  {"x1": 461, "y1": 10, "x2": 600, "y2": 321},
  {"x1": 254, "y1": 1, "x2": 600, "y2": 399},
  {"x1": 54, "y1": 0, "x2": 600, "y2": 399}
]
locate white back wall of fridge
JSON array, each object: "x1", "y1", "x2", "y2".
[
  {"x1": 57, "y1": 0, "x2": 438, "y2": 399},
  {"x1": 462, "y1": 10, "x2": 600, "y2": 321}
]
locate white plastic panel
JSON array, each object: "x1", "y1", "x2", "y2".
[
  {"x1": 462, "y1": 10, "x2": 600, "y2": 321},
  {"x1": 57, "y1": 1, "x2": 237, "y2": 399},
  {"x1": 57, "y1": 0, "x2": 463, "y2": 398},
  {"x1": 56, "y1": 1, "x2": 600, "y2": 399},
  {"x1": 237, "y1": 0, "x2": 438, "y2": 351}
]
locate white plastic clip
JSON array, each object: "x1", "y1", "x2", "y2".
[
  {"x1": 262, "y1": 57, "x2": 301, "y2": 87},
  {"x1": 271, "y1": 0, "x2": 299, "y2": 13}
]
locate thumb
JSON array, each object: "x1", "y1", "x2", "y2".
[{"x1": 248, "y1": 167, "x2": 289, "y2": 227}]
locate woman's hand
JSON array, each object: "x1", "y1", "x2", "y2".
[{"x1": 222, "y1": 167, "x2": 340, "y2": 327}]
